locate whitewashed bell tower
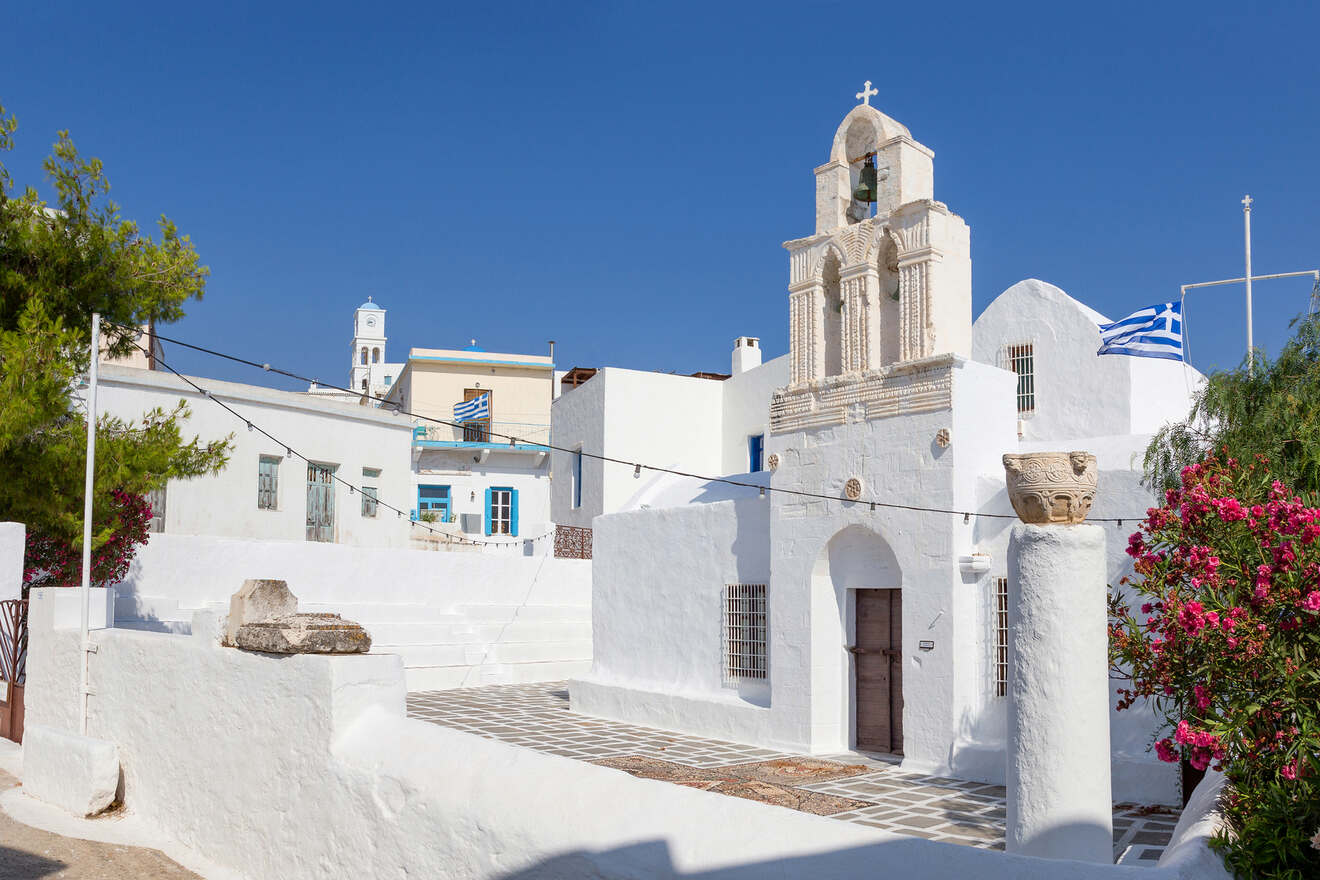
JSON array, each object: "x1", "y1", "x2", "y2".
[
  {"x1": 776, "y1": 84, "x2": 972, "y2": 422},
  {"x1": 351, "y1": 297, "x2": 386, "y2": 395}
]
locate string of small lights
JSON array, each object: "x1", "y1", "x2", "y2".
[
  {"x1": 114, "y1": 322, "x2": 1148, "y2": 529},
  {"x1": 119, "y1": 334, "x2": 553, "y2": 549}
]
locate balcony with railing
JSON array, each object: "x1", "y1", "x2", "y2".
[{"x1": 412, "y1": 420, "x2": 551, "y2": 451}]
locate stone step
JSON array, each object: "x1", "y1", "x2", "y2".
[
  {"x1": 453, "y1": 604, "x2": 591, "y2": 622},
  {"x1": 404, "y1": 659, "x2": 591, "y2": 691},
  {"x1": 364, "y1": 619, "x2": 591, "y2": 645},
  {"x1": 376, "y1": 639, "x2": 592, "y2": 668}
]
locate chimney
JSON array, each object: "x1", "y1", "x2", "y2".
[{"x1": 732, "y1": 336, "x2": 761, "y2": 374}]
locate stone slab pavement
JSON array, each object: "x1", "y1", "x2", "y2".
[{"x1": 408, "y1": 681, "x2": 1181, "y2": 866}]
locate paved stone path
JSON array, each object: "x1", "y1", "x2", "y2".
[{"x1": 407, "y1": 681, "x2": 1181, "y2": 865}]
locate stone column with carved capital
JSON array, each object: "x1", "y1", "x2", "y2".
[{"x1": 1002, "y1": 450, "x2": 1112, "y2": 864}]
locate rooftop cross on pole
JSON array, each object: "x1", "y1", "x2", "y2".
[{"x1": 856, "y1": 80, "x2": 878, "y2": 106}]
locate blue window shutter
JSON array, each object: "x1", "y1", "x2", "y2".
[
  {"x1": 484, "y1": 488, "x2": 493, "y2": 536},
  {"x1": 510, "y1": 489, "x2": 519, "y2": 537}
]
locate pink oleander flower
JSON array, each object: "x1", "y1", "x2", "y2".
[
  {"x1": 1194, "y1": 685, "x2": 1211, "y2": 711},
  {"x1": 1154, "y1": 738, "x2": 1178, "y2": 763},
  {"x1": 1282, "y1": 763, "x2": 1298, "y2": 781},
  {"x1": 1302, "y1": 591, "x2": 1320, "y2": 612}
]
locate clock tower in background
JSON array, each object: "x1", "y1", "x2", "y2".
[{"x1": 351, "y1": 297, "x2": 387, "y2": 396}]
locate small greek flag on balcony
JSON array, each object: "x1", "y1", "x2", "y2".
[
  {"x1": 1097, "y1": 301, "x2": 1183, "y2": 361},
  {"x1": 453, "y1": 392, "x2": 490, "y2": 421}
]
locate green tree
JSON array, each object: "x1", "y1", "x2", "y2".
[
  {"x1": 1143, "y1": 313, "x2": 1320, "y2": 495},
  {"x1": 0, "y1": 100, "x2": 231, "y2": 587}
]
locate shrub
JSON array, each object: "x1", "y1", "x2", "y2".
[
  {"x1": 23, "y1": 489, "x2": 153, "y2": 591},
  {"x1": 1110, "y1": 453, "x2": 1320, "y2": 877}
]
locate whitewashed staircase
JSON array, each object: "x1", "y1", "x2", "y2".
[{"x1": 114, "y1": 594, "x2": 592, "y2": 690}]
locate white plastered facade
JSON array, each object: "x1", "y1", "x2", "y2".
[
  {"x1": 94, "y1": 364, "x2": 414, "y2": 548},
  {"x1": 572, "y1": 103, "x2": 1202, "y2": 806}
]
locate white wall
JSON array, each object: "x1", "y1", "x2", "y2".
[
  {"x1": 721, "y1": 354, "x2": 790, "y2": 476},
  {"x1": 115, "y1": 532, "x2": 590, "y2": 616},
  {"x1": 21, "y1": 586, "x2": 1220, "y2": 880},
  {"x1": 970, "y1": 279, "x2": 1199, "y2": 443},
  {"x1": 572, "y1": 496, "x2": 775, "y2": 744},
  {"x1": 412, "y1": 447, "x2": 552, "y2": 543},
  {"x1": 95, "y1": 365, "x2": 414, "y2": 548}
]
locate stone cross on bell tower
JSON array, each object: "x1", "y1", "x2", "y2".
[{"x1": 855, "y1": 80, "x2": 878, "y2": 106}]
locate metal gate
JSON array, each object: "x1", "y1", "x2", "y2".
[
  {"x1": 0, "y1": 599, "x2": 28, "y2": 743},
  {"x1": 306, "y1": 463, "x2": 336, "y2": 542}
]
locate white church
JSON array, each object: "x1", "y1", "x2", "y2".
[{"x1": 566, "y1": 95, "x2": 1200, "y2": 806}]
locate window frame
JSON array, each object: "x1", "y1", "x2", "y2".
[
  {"x1": 994, "y1": 576, "x2": 1009, "y2": 698},
  {"x1": 417, "y1": 484, "x2": 451, "y2": 521},
  {"x1": 722, "y1": 583, "x2": 769, "y2": 685},
  {"x1": 361, "y1": 467, "x2": 381, "y2": 518},
  {"x1": 257, "y1": 455, "x2": 281, "y2": 511},
  {"x1": 571, "y1": 449, "x2": 583, "y2": 509},
  {"x1": 485, "y1": 486, "x2": 518, "y2": 536},
  {"x1": 748, "y1": 433, "x2": 765, "y2": 473},
  {"x1": 1004, "y1": 342, "x2": 1036, "y2": 416}
]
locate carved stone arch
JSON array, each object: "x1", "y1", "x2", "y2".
[{"x1": 811, "y1": 242, "x2": 848, "y2": 281}]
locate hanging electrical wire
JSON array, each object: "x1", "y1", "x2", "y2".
[{"x1": 112, "y1": 321, "x2": 1150, "y2": 525}]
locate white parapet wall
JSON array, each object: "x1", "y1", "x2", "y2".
[
  {"x1": 20, "y1": 586, "x2": 1227, "y2": 880},
  {"x1": 113, "y1": 532, "x2": 592, "y2": 690}
]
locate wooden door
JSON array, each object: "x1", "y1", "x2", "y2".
[
  {"x1": 306, "y1": 463, "x2": 336, "y2": 542},
  {"x1": 854, "y1": 588, "x2": 903, "y2": 754}
]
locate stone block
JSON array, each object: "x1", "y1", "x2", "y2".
[
  {"x1": 22, "y1": 723, "x2": 119, "y2": 816},
  {"x1": 233, "y1": 613, "x2": 371, "y2": 654},
  {"x1": 226, "y1": 579, "x2": 298, "y2": 645}
]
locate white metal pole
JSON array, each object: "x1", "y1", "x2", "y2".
[
  {"x1": 1243, "y1": 195, "x2": 1254, "y2": 370},
  {"x1": 78, "y1": 312, "x2": 100, "y2": 736}
]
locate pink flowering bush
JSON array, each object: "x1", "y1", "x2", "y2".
[
  {"x1": 23, "y1": 489, "x2": 153, "y2": 591},
  {"x1": 1110, "y1": 453, "x2": 1320, "y2": 877}
]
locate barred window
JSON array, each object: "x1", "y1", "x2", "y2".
[
  {"x1": 257, "y1": 456, "x2": 280, "y2": 510},
  {"x1": 723, "y1": 584, "x2": 768, "y2": 683},
  {"x1": 361, "y1": 468, "x2": 380, "y2": 518},
  {"x1": 994, "y1": 576, "x2": 1009, "y2": 698},
  {"x1": 1005, "y1": 343, "x2": 1035, "y2": 415}
]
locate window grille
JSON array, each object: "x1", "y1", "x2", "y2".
[
  {"x1": 257, "y1": 456, "x2": 280, "y2": 510},
  {"x1": 361, "y1": 468, "x2": 380, "y2": 518},
  {"x1": 723, "y1": 584, "x2": 768, "y2": 683},
  {"x1": 1005, "y1": 343, "x2": 1035, "y2": 415},
  {"x1": 994, "y1": 576, "x2": 1009, "y2": 698}
]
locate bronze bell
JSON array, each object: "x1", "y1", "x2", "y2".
[{"x1": 852, "y1": 155, "x2": 878, "y2": 203}]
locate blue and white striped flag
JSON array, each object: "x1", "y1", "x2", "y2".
[
  {"x1": 1097, "y1": 302, "x2": 1183, "y2": 361},
  {"x1": 453, "y1": 392, "x2": 490, "y2": 421}
]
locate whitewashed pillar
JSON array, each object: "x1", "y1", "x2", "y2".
[
  {"x1": 0, "y1": 522, "x2": 23, "y2": 601},
  {"x1": 1003, "y1": 451, "x2": 1112, "y2": 863}
]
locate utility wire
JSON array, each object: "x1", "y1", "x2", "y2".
[
  {"x1": 121, "y1": 334, "x2": 551, "y2": 549},
  {"x1": 114, "y1": 321, "x2": 1148, "y2": 527}
]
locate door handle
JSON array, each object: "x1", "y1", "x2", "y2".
[
  {"x1": 880, "y1": 648, "x2": 900, "y2": 659},
  {"x1": 846, "y1": 645, "x2": 867, "y2": 655}
]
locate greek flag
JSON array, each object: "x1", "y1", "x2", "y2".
[
  {"x1": 453, "y1": 392, "x2": 490, "y2": 421},
  {"x1": 1097, "y1": 302, "x2": 1183, "y2": 361}
]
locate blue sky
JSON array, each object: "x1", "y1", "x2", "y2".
[{"x1": 3, "y1": 1, "x2": 1318, "y2": 391}]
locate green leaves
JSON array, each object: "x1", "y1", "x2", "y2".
[
  {"x1": 0, "y1": 98, "x2": 231, "y2": 568},
  {"x1": 1145, "y1": 313, "x2": 1320, "y2": 496}
]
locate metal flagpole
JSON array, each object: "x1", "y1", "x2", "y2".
[
  {"x1": 1243, "y1": 195, "x2": 1254, "y2": 370},
  {"x1": 78, "y1": 312, "x2": 100, "y2": 735}
]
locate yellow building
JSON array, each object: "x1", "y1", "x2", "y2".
[{"x1": 383, "y1": 342, "x2": 555, "y2": 545}]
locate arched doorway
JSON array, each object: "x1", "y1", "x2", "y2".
[{"x1": 810, "y1": 524, "x2": 903, "y2": 754}]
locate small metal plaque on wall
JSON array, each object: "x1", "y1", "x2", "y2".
[{"x1": 918, "y1": 640, "x2": 935, "y2": 652}]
